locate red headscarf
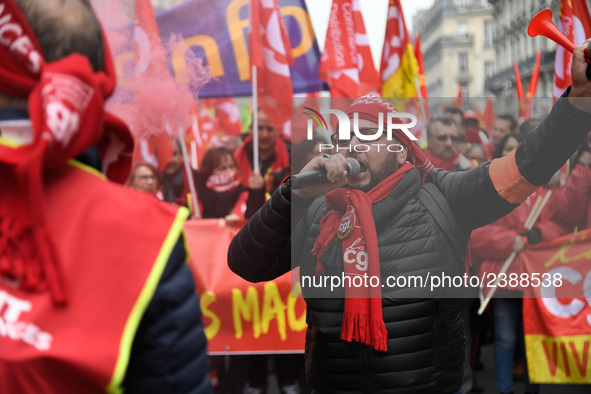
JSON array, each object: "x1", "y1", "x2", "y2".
[
  {"x1": 312, "y1": 96, "x2": 433, "y2": 351},
  {"x1": 0, "y1": 0, "x2": 133, "y2": 305}
]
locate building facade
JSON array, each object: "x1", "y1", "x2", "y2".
[
  {"x1": 486, "y1": 0, "x2": 558, "y2": 110},
  {"x1": 414, "y1": 0, "x2": 496, "y2": 99}
]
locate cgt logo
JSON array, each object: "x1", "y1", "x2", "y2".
[{"x1": 302, "y1": 106, "x2": 418, "y2": 143}]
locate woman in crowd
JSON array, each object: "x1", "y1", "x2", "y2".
[
  {"x1": 128, "y1": 162, "x2": 163, "y2": 199},
  {"x1": 196, "y1": 146, "x2": 263, "y2": 222}
]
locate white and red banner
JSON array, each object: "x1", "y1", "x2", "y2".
[
  {"x1": 184, "y1": 220, "x2": 307, "y2": 354},
  {"x1": 250, "y1": 0, "x2": 295, "y2": 134},
  {"x1": 521, "y1": 229, "x2": 591, "y2": 383},
  {"x1": 319, "y1": 0, "x2": 379, "y2": 97},
  {"x1": 553, "y1": 0, "x2": 591, "y2": 99}
]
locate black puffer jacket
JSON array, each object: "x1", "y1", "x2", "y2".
[{"x1": 228, "y1": 96, "x2": 591, "y2": 393}]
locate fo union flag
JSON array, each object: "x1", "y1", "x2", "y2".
[{"x1": 521, "y1": 229, "x2": 591, "y2": 383}]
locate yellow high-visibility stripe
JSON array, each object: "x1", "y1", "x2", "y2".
[
  {"x1": 67, "y1": 159, "x2": 106, "y2": 179},
  {"x1": 106, "y1": 206, "x2": 190, "y2": 394},
  {"x1": 0, "y1": 135, "x2": 21, "y2": 148}
]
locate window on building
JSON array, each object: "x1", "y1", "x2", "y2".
[
  {"x1": 458, "y1": 22, "x2": 468, "y2": 37},
  {"x1": 485, "y1": 62, "x2": 494, "y2": 79},
  {"x1": 484, "y1": 21, "x2": 493, "y2": 48},
  {"x1": 459, "y1": 53, "x2": 468, "y2": 72},
  {"x1": 458, "y1": 0, "x2": 468, "y2": 10}
]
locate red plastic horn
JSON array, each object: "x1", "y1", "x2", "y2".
[{"x1": 528, "y1": 9, "x2": 576, "y2": 53}]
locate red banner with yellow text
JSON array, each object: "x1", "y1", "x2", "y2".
[
  {"x1": 184, "y1": 220, "x2": 307, "y2": 354},
  {"x1": 522, "y1": 229, "x2": 591, "y2": 383}
]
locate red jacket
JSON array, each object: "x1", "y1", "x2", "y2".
[
  {"x1": 549, "y1": 165, "x2": 591, "y2": 231},
  {"x1": 470, "y1": 188, "x2": 570, "y2": 295}
]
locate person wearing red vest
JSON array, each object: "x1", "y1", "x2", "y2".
[{"x1": 0, "y1": 0, "x2": 211, "y2": 392}]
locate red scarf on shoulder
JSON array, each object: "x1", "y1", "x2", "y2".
[{"x1": 0, "y1": 0, "x2": 133, "y2": 305}]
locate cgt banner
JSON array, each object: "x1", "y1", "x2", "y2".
[
  {"x1": 522, "y1": 229, "x2": 591, "y2": 383},
  {"x1": 111, "y1": 0, "x2": 324, "y2": 98},
  {"x1": 184, "y1": 219, "x2": 307, "y2": 354}
]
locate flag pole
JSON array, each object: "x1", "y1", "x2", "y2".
[
  {"x1": 477, "y1": 190, "x2": 553, "y2": 315},
  {"x1": 252, "y1": 65, "x2": 260, "y2": 174},
  {"x1": 177, "y1": 125, "x2": 201, "y2": 218}
]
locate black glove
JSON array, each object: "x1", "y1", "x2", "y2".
[{"x1": 520, "y1": 228, "x2": 542, "y2": 245}]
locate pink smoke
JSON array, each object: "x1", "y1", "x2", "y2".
[{"x1": 90, "y1": 0, "x2": 211, "y2": 140}]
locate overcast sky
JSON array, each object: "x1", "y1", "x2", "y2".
[{"x1": 304, "y1": 0, "x2": 435, "y2": 67}]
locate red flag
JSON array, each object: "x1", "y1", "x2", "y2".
[
  {"x1": 451, "y1": 84, "x2": 463, "y2": 109},
  {"x1": 134, "y1": 0, "x2": 171, "y2": 79},
  {"x1": 527, "y1": 51, "x2": 542, "y2": 98},
  {"x1": 319, "y1": 0, "x2": 360, "y2": 97},
  {"x1": 132, "y1": 0, "x2": 177, "y2": 173},
  {"x1": 553, "y1": 0, "x2": 591, "y2": 98},
  {"x1": 201, "y1": 98, "x2": 243, "y2": 137},
  {"x1": 414, "y1": 33, "x2": 428, "y2": 99},
  {"x1": 514, "y1": 61, "x2": 531, "y2": 123},
  {"x1": 380, "y1": 0, "x2": 420, "y2": 98},
  {"x1": 482, "y1": 95, "x2": 496, "y2": 136},
  {"x1": 352, "y1": 0, "x2": 380, "y2": 95},
  {"x1": 514, "y1": 62, "x2": 525, "y2": 97},
  {"x1": 249, "y1": 0, "x2": 294, "y2": 134}
]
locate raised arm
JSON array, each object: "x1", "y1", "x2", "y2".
[{"x1": 434, "y1": 45, "x2": 591, "y2": 230}]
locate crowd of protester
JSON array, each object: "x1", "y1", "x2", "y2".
[{"x1": 123, "y1": 101, "x2": 591, "y2": 394}]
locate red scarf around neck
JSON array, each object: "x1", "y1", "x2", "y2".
[
  {"x1": 234, "y1": 134, "x2": 290, "y2": 190},
  {"x1": 312, "y1": 162, "x2": 415, "y2": 352},
  {"x1": 424, "y1": 148, "x2": 462, "y2": 172},
  {"x1": 0, "y1": 0, "x2": 133, "y2": 305}
]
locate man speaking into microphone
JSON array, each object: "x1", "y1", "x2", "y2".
[{"x1": 228, "y1": 46, "x2": 591, "y2": 394}]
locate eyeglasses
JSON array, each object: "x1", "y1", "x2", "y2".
[
  {"x1": 330, "y1": 128, "x2": 382, "y2": 147},
  {"x1": 137, "y1": 175, "x2": 157, "y2": 181},
  {"x1": 434, "y1": 135, "x2": 459, "y2": 143}
]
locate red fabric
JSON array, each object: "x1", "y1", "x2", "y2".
[
  {"x1": 319, "y1": 0, "x2": 379, "y2": 97},
  {"x1": 423, "y1": 148, "x2": 469, "y2": 172},
  {"x1": 470, "y1": 188, "x2": 569, "y2": 296},
  {"x1": 312, "y1": 162, "x2": 415, "y2": 352},
  {"x1": 234, "y1": 134, "x2": 290, "y2": 192},
  {"x1": 206, "y1": 170, "x2": 241, "y2": 193},
  {"x1": 249, "y1": 0, "x2": 294, "y2": 133},
  {"x1": 549, "y1": 165, "x2": 591, "y2": 231},
  {"x1": 553, "y1": 0, "x2": 591, "y2": 98},
  {"x1": 344, "y1": 96, "x2": 434, "y2": 182},
  {"x1": 0, "y1": 163, "x2": 182, "y2": 393},
  {"x1": 0, "y1": 0, "x2": 133, "y2": 305},
  {"x1": 413, "y1": 33, "x2": 429, "y2": 111},
  {"x1": 464, "y1": 128, "x2": 489, "y2": 147}
]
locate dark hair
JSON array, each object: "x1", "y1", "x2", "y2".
[
  {"x1": 496, "y1": 114, "x2": 518, "y2": 131},
  {"x1": 445, "y1": 106, "x2": 464, "y2": 122},
  {"x1": 198, "y1": 147, "x2": 237, "y2": 184},
  {"x1": 427, "y1": 114, "x2": 459, "y2": 138},
  {"x1": 519, "y1": 118, "x2": 542, "y2": 136},
  {"x1": 15, "y1": 0, "x2": 104, "y2": 71},
  {"x1": 493, "y1": 132, "x2": 524, "y2": 159}
]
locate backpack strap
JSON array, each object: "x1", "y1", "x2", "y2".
[{"x1": 416, "y1": 182, "x2": 466, "y2": 267}]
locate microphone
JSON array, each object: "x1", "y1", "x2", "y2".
[{"x1": 291, "y1": 158, "x2": 361, "y2": 189}]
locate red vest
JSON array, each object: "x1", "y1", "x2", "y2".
[{"x1": 0, "y1": 161, "x2": 189, "y2": 393}]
